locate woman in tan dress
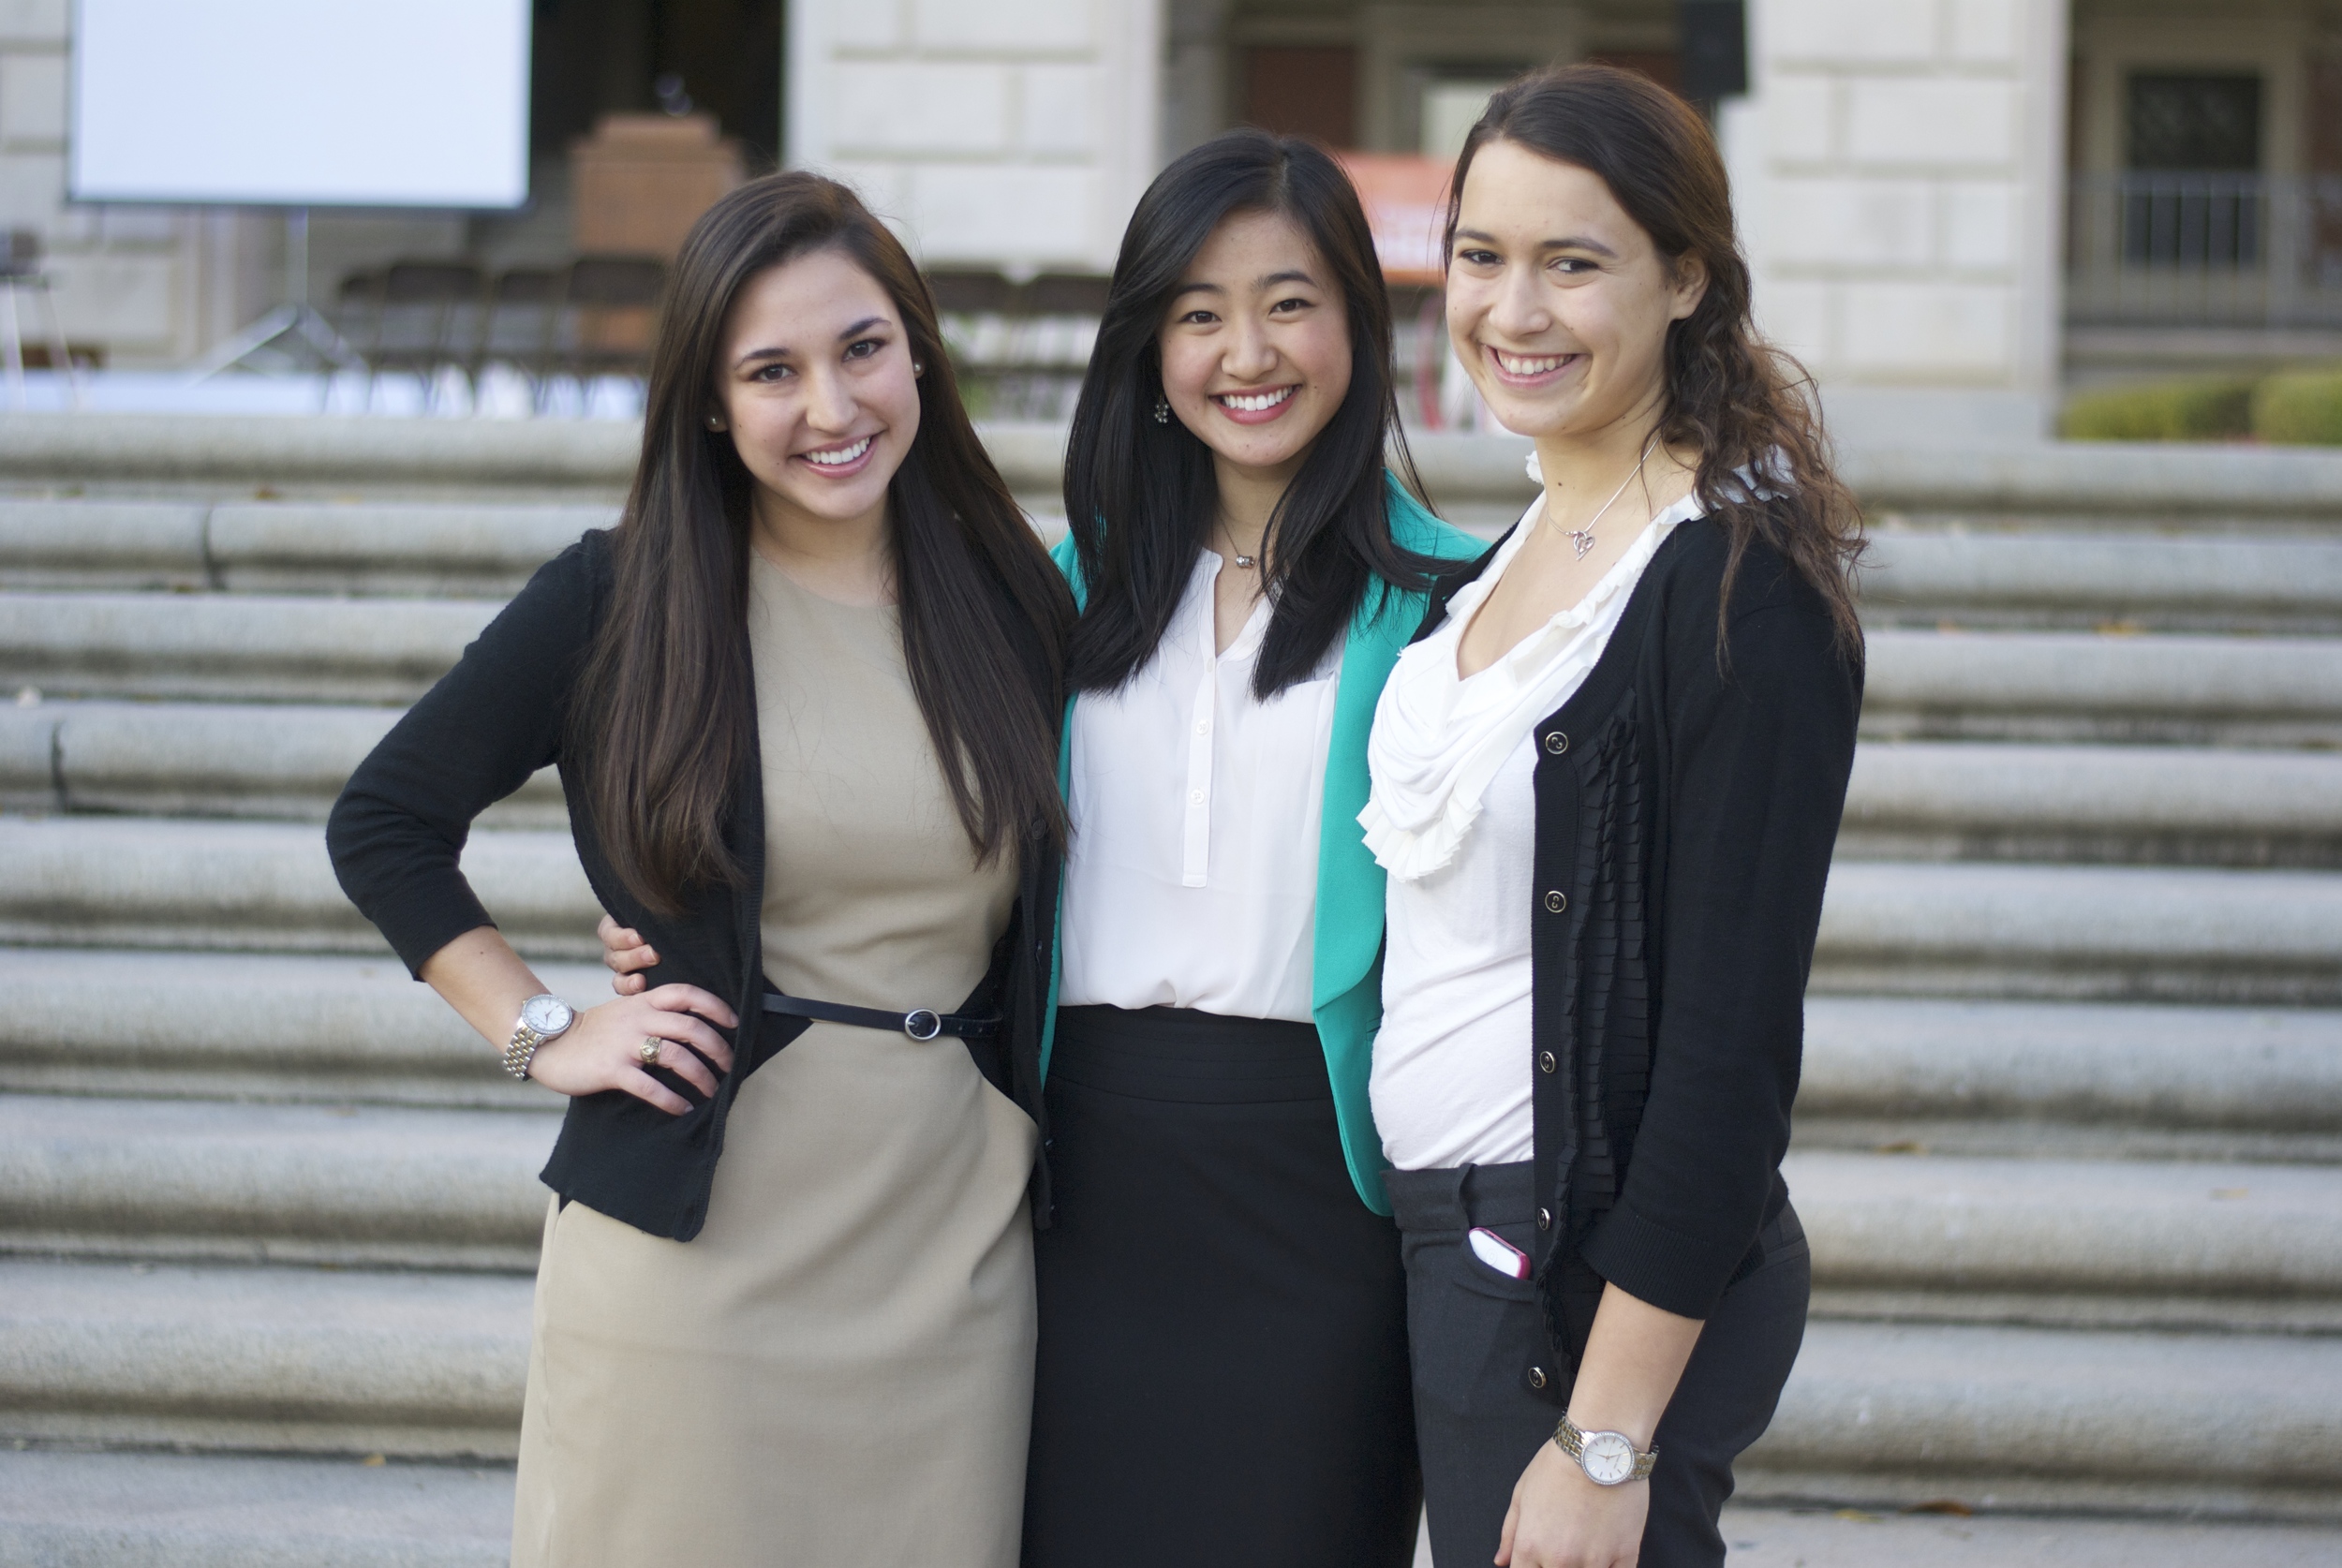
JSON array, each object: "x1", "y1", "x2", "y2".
[{"x1": 328, "y1": 173, "x2": 1072, "y2": 1566}]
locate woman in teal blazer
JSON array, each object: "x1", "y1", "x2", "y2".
[{"x1": 1022, "y1": 131, "x2": 1482, "y2": 1568}]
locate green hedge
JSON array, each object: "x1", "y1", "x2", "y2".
[
  {"x1": 2250, "y1": 370, "x2": 2342, "y2": 446},
  {"x1": 2059, "y1": 367, "x2": 2342, "y2": 445},
  {"x1": 2059, "y1": 377, "x2": 2257, "y2": 441}
]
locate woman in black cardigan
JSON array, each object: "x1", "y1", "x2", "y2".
[
  {"x1": 327, "y1": 175, "x2": 1071, "y2": 1565},
  {"x1": 1359, "y1": 68, "x2": 1863, "y2": 1568}
]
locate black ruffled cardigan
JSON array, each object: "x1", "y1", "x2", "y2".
[{"x1": 1411, "y1": 515, "x2": 1860, "y2": 1381}]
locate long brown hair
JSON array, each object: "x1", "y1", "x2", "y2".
[
  {"x1": 573, "y1": 172, "x2": 1072, "y2": 914},
  {"x1": 1448, "y1": 64, "x2": 1865, "y2": 654}
]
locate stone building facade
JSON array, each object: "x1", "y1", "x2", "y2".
[{"x1": 2, "y1": 0, "x2": 2336, "y2": 433}]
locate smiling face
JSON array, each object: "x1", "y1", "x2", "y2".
[
  {"x1": 711, "y1": 245, "x2": 921, "y2": 540},
  {"x1": 1445, "y1": 138, "x2": 1706, "y2": 444},
  {"x1": 1155, "y1": 208, "x2": 1353, "y2": 489}
]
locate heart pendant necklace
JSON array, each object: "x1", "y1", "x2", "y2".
[{"x1": 1555, "y1": 432, "x2": 1658, "y2": 560}]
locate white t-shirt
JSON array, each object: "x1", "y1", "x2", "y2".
[
  {"x1": 1366, "y1": 490, "x2": 1697, "y2": 1171},
  {"x1": 1060, "y1": 551, "x2": 1341, "y2": 1022}
]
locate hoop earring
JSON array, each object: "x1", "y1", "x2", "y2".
[{"x1": 1152, "y1": 395, "x2": 1170, "y2": 424}]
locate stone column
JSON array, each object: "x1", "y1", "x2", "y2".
[
  {"x1": 1721, "y1": 0, "x2": 2071, "y2": 442},
  {"x1": 785, "y1": 0, "x2": 1164, "y2": 275}
]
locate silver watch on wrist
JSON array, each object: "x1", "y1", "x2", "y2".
[
  {"x1": 1553, "y1": 1413, "x2": 1658, "y2": 1486},
  {"x1": 502, "y1": 994, "x2": 574, "y2": 1081}
]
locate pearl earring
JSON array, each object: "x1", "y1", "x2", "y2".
[
  {"x1": 705, "y1": 416, "x2": 722, "y2": 431},
  {"x1": 1152, "y1": 396, "x2": 1170, "y2": 424},
  {"x1": 912, "y1": 360, "x2": 924, "y2": 375}
]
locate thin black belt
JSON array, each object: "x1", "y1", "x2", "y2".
[{"x1": 762, "y1": 990, "x2": 1000, "y2": 1043}]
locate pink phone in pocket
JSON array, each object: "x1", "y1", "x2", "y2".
[{"x1": 1468, "y1": 1226, "x2": 1532, "y2": 1280}]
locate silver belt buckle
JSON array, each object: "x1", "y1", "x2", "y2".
[{"x1": 902, "y1": 1008, "x2": 942, "y2": 1041}]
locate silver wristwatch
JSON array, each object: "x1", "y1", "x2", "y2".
[
  {"x1": 1553, "y1": 1413, "x2": 1658, "y2": 1486},
  {"x1": 502, "y1": 994, "x2": 574, "y2": 1080}
]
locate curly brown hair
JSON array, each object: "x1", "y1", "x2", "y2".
[{"x1": 1446, "y1": 63, "x2": 1866, "y2": 657}]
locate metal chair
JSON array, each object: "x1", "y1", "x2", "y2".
[
  {"x1": 545, "y1": 255, "x2": 667, "y2": 396},
  {"x1": 471, "y1": 267, "x2": 561, "y2": 411},
  {"x1": 358, "y1": 260, "x2": 486, "y2": 411}
]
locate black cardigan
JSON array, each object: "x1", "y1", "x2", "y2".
[
  {"x1": 1413, "y1": 517, "x2": 1860, "y2": 1379},
  {"x1": 327, "y1": 530, "x2": 1062, "y2": 1241}
]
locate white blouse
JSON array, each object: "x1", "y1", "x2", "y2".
[
  {"x1": 1060, "y1": 551, "x2": 1341, "y2": 1023},
  {"x1": 1365, "y1": 486, "x2": 1701, "y2": 1172}
]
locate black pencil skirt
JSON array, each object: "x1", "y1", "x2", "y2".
[{"x1": 1022, "y1": 1005, "x2": 1420, "y2": 1568}]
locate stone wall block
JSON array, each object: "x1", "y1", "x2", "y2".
[
  {"x1": 0, "y1": 52, "x2": 65, "y2": 145},
  {"x1": 1764, "y1": 0, "x2": 1938, "y2": 66},
  {"x1": 1765, "y1": 72, "x2": 1837, "y2": 164},
  {"x1": 829, "y1": 62, "x2": 1013, "y2": 156},
  {"x1": 1020, "y1": 63, "x2": 1096, "y2": 155},
  {"x1": 0, "y1": 147, "x2": 57, "y2": 226},
  {"x1": 1842, "y1": 280, "x2": 2013, "y2": 372},
  {"x1": 1754, "y1": 277, "x2": 1832, "y2": 366},
  {"x1": 1845, "y1": 79, "x2": 2019, "y2": 168},
  {"x1": 1942, "y1": 180, "x2": 2019, "y2": 269},
  {"x1": 1946, "y1": 0, "x2": 2024, "y2": 64},
  {"x1": 831, "y1": 0, "x2": 907, "y2": 50},
  {"x1": 912, "y1": 0, "x2": 1092, "y2": 53},
  {"x1": 1769, "y1": 177, "x2": 1936, "y2": 267},
  {"x1": 906, "y1": 164, "x2": 1094, "y2": 265},
  {"x1": 47, "y1": 254, "x2": 177, "y2": 346}
]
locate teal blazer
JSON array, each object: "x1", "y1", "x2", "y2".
[{"x1": 1043, "y1": 471, "x2": 1486, "y2": 1213}]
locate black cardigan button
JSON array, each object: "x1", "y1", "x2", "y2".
[
  {"x1": 1527, "y1": 1365, "x2": 1549, "y2": 1390},
  {"x1": 1539, "y1": 1050, "x2": 1557, "y2": 1073},
  {"x1": 1544, "y1": 731, "x2": 1568, "y2": 755},
  {"x1": 1544, "y1": 890, "x2": 1567, "y2": 913},
  {"x1": 1537, "y1": 1206, "x2": 1552, "y2": 1231}
]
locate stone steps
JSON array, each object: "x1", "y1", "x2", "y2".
[
  {"x1": 1840, "y1": 742, "x2": 2342, "y2": 867},
  {"x1": 8, "y1": 815, "x2": 2337, "y2": 1000},
  {"x1": 2, "y1": 417, "x2": 2338, "y2": 1540},
  {"x1": 6, "y1": 1086, "x2": 2333, "y2": 1327},
  {"x1": 17, "y1": 700, "x2": 2337, "y2": 866},
  {"x1": 3, "y1": 1252, "x2": 2331, "y2": 1521},
  {"x1": 0, "y1": 1256, "x2": 529, "y2": 1458},
  {"x1": 12, "y1": 599, "x2": 2337, "y2": 742},
  {"x1": 0, "y1": 1094, "x2": 555, "y2": 1271},
  {"x1": 0, "y1": 950, "x2": 604, "y2": 1107},
  {"x1": 11, "y1": 699, "x2": 2336, "y2": 866},
  {"x1": 0, "y1": 1448, "x2": 511, "y2": 1568},
  {"x1": 0, "y1": 499, "x2": 612, "y2": 598},
  {"x1": 1742, "y1": 1318, "x2": 2342, "y2": 1521},
  {"x1": 1812, "y1": 862, "x2": 2342, "y2": 1005},
  {"x1": 0, "y1": 817, "x2": 599, "y2": 960},
  {"x1": 1860, "y1": 529, "x2": 2342, "y2": 634},
  {"x1": 1858, "y1": 629, "x2": 2342, "y2": 747},
  {"x1": 0, "y1": 702, "x2": 562, "y2": 825}
]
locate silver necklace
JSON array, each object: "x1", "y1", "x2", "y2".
[{"x1": 1551, "y1": 433, "x2": 1658, "y2": 560}]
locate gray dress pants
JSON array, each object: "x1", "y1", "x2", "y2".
[{"x1": 1387, "y1": 1161, "x2": 1810, "y2": 1568}]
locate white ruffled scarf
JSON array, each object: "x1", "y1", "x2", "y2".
[{"x1": 1359, "y1": 454, "x2": 1708, "y2": 882}]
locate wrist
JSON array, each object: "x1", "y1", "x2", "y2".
[{"x1": 1553, "y1": 1412, "x2": 1658, "y2": 1487}]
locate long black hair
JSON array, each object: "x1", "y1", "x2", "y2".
[
  {"x1": 571, "y1": 172, "x2": 1072, "y2": 913},
  {"x1": 1064, "y1": 129, "x2": 1443, "y2": 699}
]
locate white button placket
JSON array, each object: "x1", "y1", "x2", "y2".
[{"x1": 1180, "y1": 654, "x2": 1215, "y2": 888}]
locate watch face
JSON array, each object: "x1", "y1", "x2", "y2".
[
  {"x1": 1580, "y1": 1431, "x2": 1638, "y2": 1486},
  {"x1": 522, "y1": 995, "x2": 573, "y2": 1036}
]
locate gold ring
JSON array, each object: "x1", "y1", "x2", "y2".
[{"x1": 638, "y1": 1037, "x2": 662, "y2": 1065}]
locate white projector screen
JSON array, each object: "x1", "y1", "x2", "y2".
[{"x1": 69, "y1": 0, "x2": 530, "y2": 208}]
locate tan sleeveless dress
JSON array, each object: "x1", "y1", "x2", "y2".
[{"x1": 511, "y1": 553, "x2": 1036, "y2": 1568}]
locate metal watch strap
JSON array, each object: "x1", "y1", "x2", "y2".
[
  {"x1": 1553, "y1": 1413, "x2": 1659, "y2": 1483},
  {"x1": 502, "y1": 1020, "x2": 548, "y2": 1081}
]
